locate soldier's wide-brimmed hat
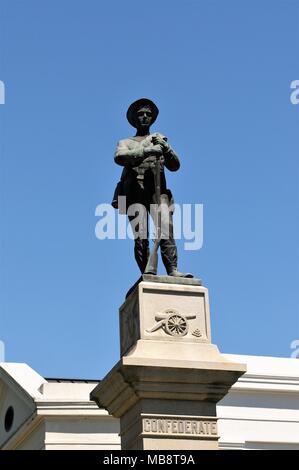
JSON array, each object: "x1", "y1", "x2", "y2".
[{"x1": 126, "y1": 98, "x2": 159, "y2": 127}]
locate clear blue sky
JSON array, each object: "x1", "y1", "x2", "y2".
[{"x1": 0, "y1": 0, "x2": 298, "y2": 379}]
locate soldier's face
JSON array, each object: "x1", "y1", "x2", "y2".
[{"x1": 135, "y1": 106, "x2": 153, "y2": 129}]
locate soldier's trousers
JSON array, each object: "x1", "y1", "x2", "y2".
[{"x1": 128, "y1": 193, "x2": 178, "y2": 274}]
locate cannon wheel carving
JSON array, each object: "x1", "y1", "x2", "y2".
[{"x1": 165, "y1": 313, "x2": 189, "y2": 337}]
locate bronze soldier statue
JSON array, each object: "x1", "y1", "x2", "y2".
[{"x1": 113, "y1": 98, "x2": 192, "y2": 278}]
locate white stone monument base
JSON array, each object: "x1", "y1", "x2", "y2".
[{"x1": 91, "y1": 277, "x2": 246, "y2": 450}]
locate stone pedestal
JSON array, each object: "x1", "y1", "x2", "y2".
[{"x1": 91, "y1": 276, "x2": 246, "y2": 450}]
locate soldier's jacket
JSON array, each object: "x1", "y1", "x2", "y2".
[{"x1": 113, "y1": 133, "x2": 180, "y2": 210}]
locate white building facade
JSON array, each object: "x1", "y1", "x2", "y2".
[{"x1": 0, "y1": 354, "x2": 298, "y2": 450}]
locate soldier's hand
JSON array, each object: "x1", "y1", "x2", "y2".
[
  {"x1": 151, "y1": 134, "x2": 168, "y2": 150},
  {"x1": 144, "y1": 145, "x2": 163, "y2": 157}
]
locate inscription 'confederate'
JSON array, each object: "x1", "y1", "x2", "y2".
[{"x1": 142, "y1": 418, "x2": 218, "y2": 437}]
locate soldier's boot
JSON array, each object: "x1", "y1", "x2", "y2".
[{"x1": 167, "y1": 267, "x2": 193, "y2": 278}]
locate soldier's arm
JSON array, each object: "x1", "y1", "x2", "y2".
[
  {"x1": 114, "y1": 140, "x2": 163, "y2": 167},
  {"x1": 114, "y1": 140, "x2": 144, "y2": 167},
  {"x1": 163, "y1": 144, "x2": 180, "y2": 172}
]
